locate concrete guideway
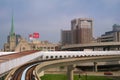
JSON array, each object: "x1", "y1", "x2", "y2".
[
  {"x1": 0, "y1": 52, "x2": 15, "y2": 56},
  {"x1": 35, "y1": 55, "x2": 120, "y2": 80},
  {"x1": 2, "y1": 51, "x2": 120, "y2": 80},
  {"x1": 5, "y1": 61, "x2": 40, "y2": 80},
  {"x1": 1, "y1": 50, "x2": 120, "y2": 76},
  {"x1": 62, "y1": 42, "x2": 120, "y2": 50},
  {"x1": 5, "y1": 55, "x2": 120, "y2": 80},
  {"x1": 0, "y1": 50, "x2": 41, "y2": 77},
  {"x1": 5, "y1": 59, "x2": 59, "y2": 80}
]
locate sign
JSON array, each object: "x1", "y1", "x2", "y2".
[{"x1": 33, "y1": 32, "x2": 39, "y2": 38}]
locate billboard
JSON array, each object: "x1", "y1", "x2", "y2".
[
  {"x1": 29, "y1": 32, "x2": 40, "y2": 40},
  {"x1": 33, "y1": 32, "x2": 39, "y2": 38}
]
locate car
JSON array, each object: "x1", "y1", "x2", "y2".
[{"x1": 104, "y1": 72, "x2": 113, "y2": 75}]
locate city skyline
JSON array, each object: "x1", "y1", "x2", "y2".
[{"x1": 0, "y1": 0, "x2": 120, "y2": 49}]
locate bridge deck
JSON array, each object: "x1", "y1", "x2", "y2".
[{"x1": 0, "y1": 50, "x2": 38, "y2": 63}]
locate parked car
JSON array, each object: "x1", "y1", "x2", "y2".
[{"x1": 104, "y1": 72, "x2": 113, "y2": 75}]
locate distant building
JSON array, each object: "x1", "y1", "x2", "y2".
[
  {"x1": 71, "y1": 18, "x2": 93, "y2": 44},
  {"x1": 61, "y1": 30, "x2": 71, "y2": 45},
  {"x1": 61, "y1": 18, "x2": 93, "y2": 45},
  {"x1": 4, "y1": 15, "x2": 59, "y2": 52},
  {"x1": 97, "y1": 24, "x2": 120, "y2": 42},
  {"x1": 28, "y1": 40, "x2": 58, "y2": 51},
  {"x1": 113, "y1": 24, "x2": 120, "y2": 31},
  {"x1": 4, "y1": 15, "x2": 22, "y2": 52}
]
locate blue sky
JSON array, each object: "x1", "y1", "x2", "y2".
[{"x1": 0, "y1": 0, "x2": 120, "y2": 49}]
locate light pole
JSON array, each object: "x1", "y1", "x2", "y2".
[
  {"x1": 78, "y1": 73, "x2": 81, "y2": 80},
  {"x1": 77, "y1": 67, "x2": 81, "y2": 80},
  {"x1": 85, "y1": 72, "x2": 87, "y2": 80}
]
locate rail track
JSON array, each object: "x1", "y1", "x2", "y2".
[
  {"x1": 7, "y1": 60, "x2": 51, "y2": 80},
  {"x1": 11, "y1": 63, "x2": 35, "y2": 80},
  {"x1": 25, "y1": 65, "x2": 36, "y2": 80}
]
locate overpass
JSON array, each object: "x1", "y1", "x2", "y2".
[
  {"x1": 61, "y1": 42, "x2": 120, "y2": 51},
  {"x1": 0, "y1": 51, "x2": 120, "y2": 80}
]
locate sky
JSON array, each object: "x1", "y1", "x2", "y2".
[{"x1": 0, "y1": 0, "x2": 120, "y2": 49}]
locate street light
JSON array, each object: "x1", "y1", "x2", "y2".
[
  {"x1": 78, "y1": 73, "x2": 81, "y2": 80},
  {"x1": 85, "y1": 72, "x2": 87, "y2": 80}
]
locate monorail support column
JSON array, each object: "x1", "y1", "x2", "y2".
[
  {"x1": 67, "y1": 65, "x2": 75, "y2": 80},
  {"x1": 94, "y1": 62, "x2": 98, "y2": 72}
]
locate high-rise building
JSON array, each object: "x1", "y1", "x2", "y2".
[
  {"x1": 61, "y1": 30, "x2": 71, "y2": 45},
  {"x1": 71, "y1": 18, "x2": 93, "y2": 44}
]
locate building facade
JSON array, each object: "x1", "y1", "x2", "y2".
[
  {"x1": 29, "y1": 40, "x2": 58, "y2": 51},
  {"x1": 61, "y1": 18, "x2": 93, "y2": 45},
  {"x1": 61, "y1": 30, "x2": 71, "y2": 45},
  {"x1": 4, "y1": 15, "x2": 59, "y2": 52},
  {"x1": 71, "y1": 18, "x2": 93, "y2": 44},
  {"x1": 98, "y1": 24, "x2": 120, "y2": 42}
]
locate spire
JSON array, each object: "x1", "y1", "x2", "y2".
[{"x1": 10, "y1": 12, "x2": 15, "y2": 36}]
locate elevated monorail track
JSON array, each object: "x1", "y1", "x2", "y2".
[{"x1": 5, "y1": 54, "x2": 120, "y2": 80}]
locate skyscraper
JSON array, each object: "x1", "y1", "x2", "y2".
[{"x1": 71, "y1": 18, "x2": 93, "y2": 44}]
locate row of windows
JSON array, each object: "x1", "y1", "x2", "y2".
[
  {"x1": 44, "y1": 55, "x2": 84, "y2": 59},
  {"x1": 33, "y1": 46, "x2": 55, "y2": 49},
  {"x1": 43, "y1": 54, "x2": 103, "y2": 59}
]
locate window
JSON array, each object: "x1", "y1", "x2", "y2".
[
  {"x1": 60, "y1": 55, "x2": 62, "y2": 58},
  {"x1": 64, "y1": 55, "x2": 67, "y2": 58},
  {"x1": 22, "y1": 47, "x2": 25, "y2": 50},
  {"x1": 6, "y1": 46, "x2": 9, "y2": 49},
  {"x1": 46, "y1": 56, "x2": 49, "y2": 59},
  {"x1": 50, "y1": 56, "x2": 53, "y2": 59},
  {"x1": 55, "y1": 56, "x2": 58, "y2": 58},
  {"x1": 48, "y1": 47, "x2": 50, "y2": 49},
  {"x1": 68, "y1": 55, "x2": 71, "y2": 58},
  {"x1": 51, "y1": 47, "x2": 54, "y2": 49}
]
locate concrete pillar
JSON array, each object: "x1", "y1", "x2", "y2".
[
  {"x1": 67, "y1": 65, "x2": 75, "y2": 80},
  {"x1": 94, "y1": 62, "x2": 98, "y2": 72},
  {"x1": 0, "y1": 76, "x2": 4, "y2": 80}
]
